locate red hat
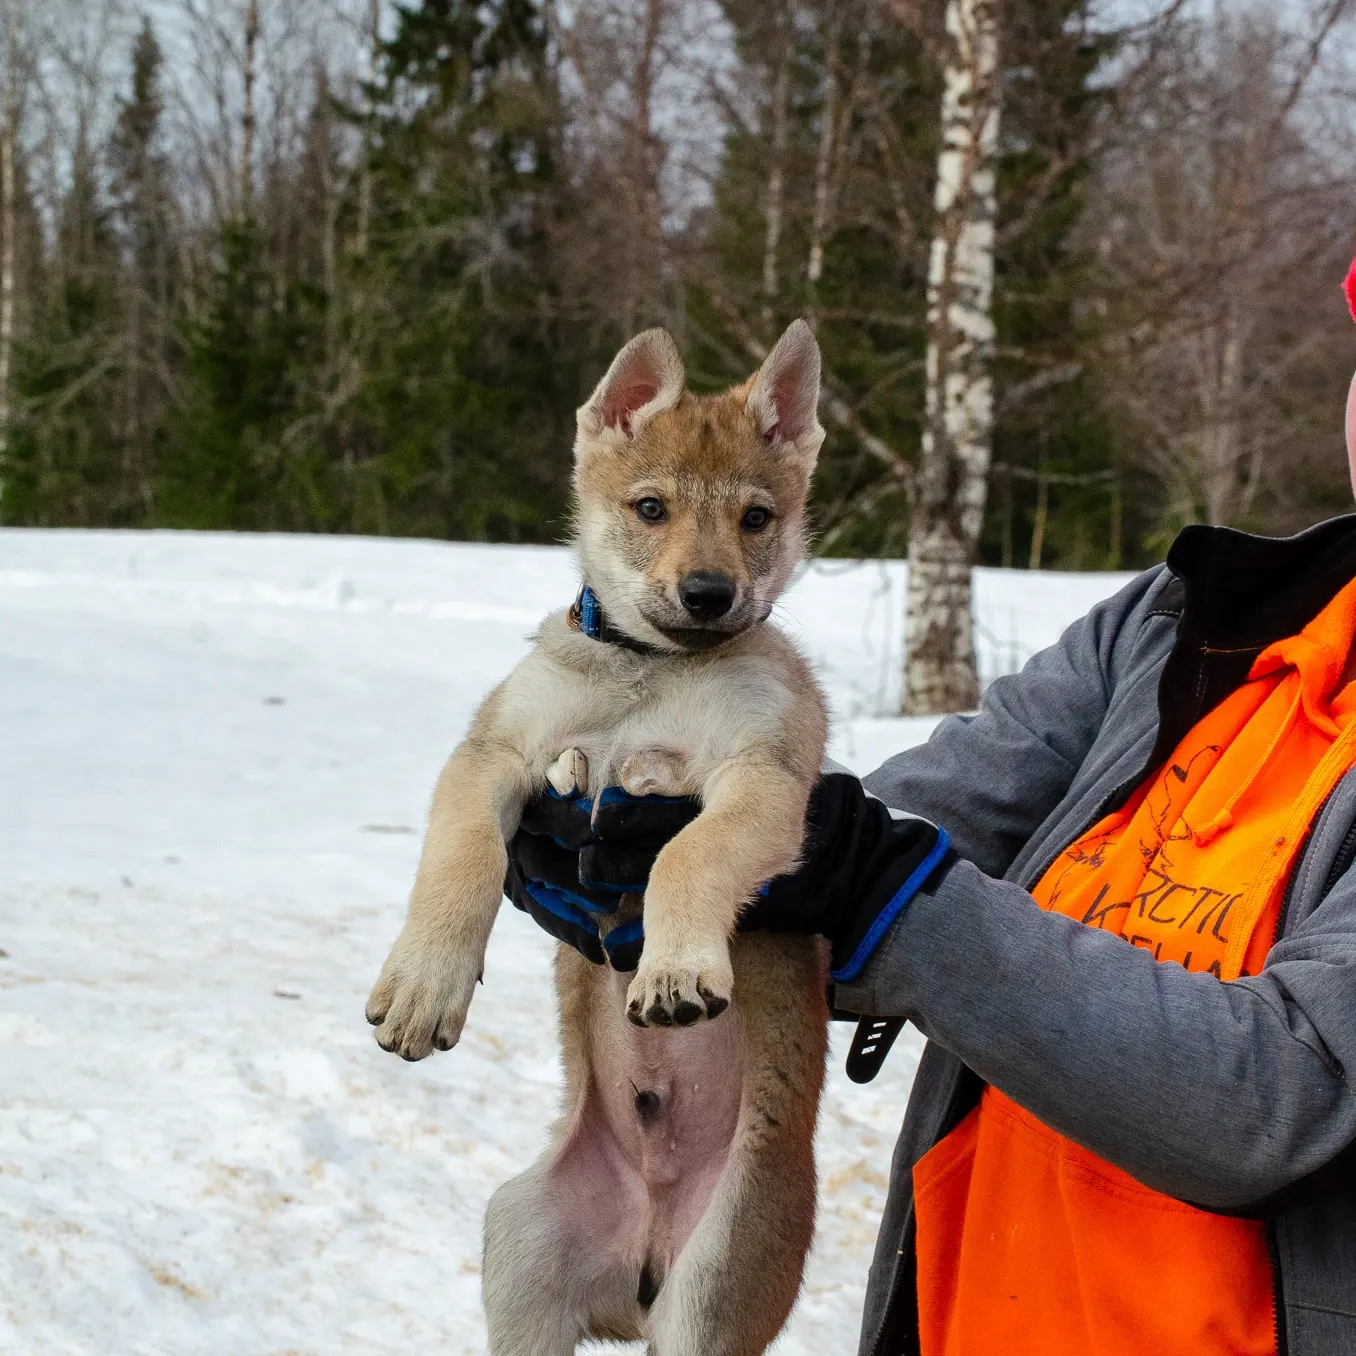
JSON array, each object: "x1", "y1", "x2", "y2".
[{"x1": 1345, "y1": 256, "x2": 1356, "y2": 323}]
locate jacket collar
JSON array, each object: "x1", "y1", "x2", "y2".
[
  {"x1": 1151, "y1": 513, "x2": 1356, "y2": 770},
  {"x1": 1167, "y1": 512, "x2": 1356, "y2": 649}
]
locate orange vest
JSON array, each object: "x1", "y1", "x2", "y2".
[{"x1": 912, "y1": 575, "x2": 1356, "y2": 1356}]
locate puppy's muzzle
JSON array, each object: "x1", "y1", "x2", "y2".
[{"x1": 678, "y1": 571, "x2": 736, "y2": 622}]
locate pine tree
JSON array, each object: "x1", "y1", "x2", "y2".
[
  {"x1": 108, "y1": 17, "x2": 173, "y2": 519},
  {"x1": 983, "y1": 0, "x2": 1129, "y2": 574},
  {"x1": 159, "y1": 222, "x2": 310, "y2": 528},
  {"x1": 6, "y1": 131, "x2": 125, "y2": 526},
  {"x1": 693, "y1": 0, "x2": 940, "y2": 558},
  {"x1": 347, "y1": 0, "x2": 582, "y2": 541}
]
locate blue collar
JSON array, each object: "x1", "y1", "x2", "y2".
[
  {"x1": 568, "y1": 585, "x2": 664, "y2": 656},
  {"x1": 577, "y1": 585, "x2": 604, "y2": 640}
]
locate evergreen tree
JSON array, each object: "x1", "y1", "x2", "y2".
[
  {"x1": 348, "y1": 0, "x2": 582, "y2": 541},
  {"x1": 693, "y1": 0, "x2": 940, "y2": 559},
  {"x1": 983, "y1": 0, "x2": 1136, "y2": 571},
  {"x1": 109, "y1": 17, "x2": 174, "y2": 520},
  {"x1": 158, "y1": 221, "x2": 313, "y2": 528},
  {"x1": 6, "y1": 134, "x2": 126, "y2": 526},
  {"x1": 4, "y1": 0, "x2": 1344, "y2": 567}
]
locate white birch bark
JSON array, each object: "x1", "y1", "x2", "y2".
[
  {"x1": 356, "y1": 0, "x2": 379, "y2": 260},
  {"x1": 761, "y1": 31, "x2": 792, "y2": 330},
  {"x1": 807, "y1": 2, "x2": 841, "y2": 288},
  {"x1": 241, "y1": 0, "x2": 258, "y2": 220},
  {"x1": 901, "y1": 0, "x2": 1000, "y2": 715}
]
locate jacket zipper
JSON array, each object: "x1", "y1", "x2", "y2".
[
  {"x1": 1266, "y1": 1219, "x2": 1289, "y2": 1356},
  {"x1": 1316, "y1": 815, "x2": 1356, "y2": 903},
  {"x1": 1267, "y1": 791, "x2": 1356, "y2": 954}
]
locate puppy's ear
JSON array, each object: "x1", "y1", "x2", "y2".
[
  {"x1": 745, "y1": 319, "x2": 825, "y2": 460},
  {"x1": 578, "y1": 329, "x2": 686, "y2": 442}
]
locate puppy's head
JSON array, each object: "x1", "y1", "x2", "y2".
[{"x1": 571, "y1": 320, "x2": 824, "y2": 652}]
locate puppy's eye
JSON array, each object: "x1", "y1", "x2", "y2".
[
  {"x1": 634, "y1": 498, "x2": 667, "y2": 523},
  {"x1": 741, "y1": 506, "x2": 773, "y2": 533}
]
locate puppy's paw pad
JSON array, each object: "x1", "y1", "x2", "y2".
[
  {"x1": 625, "y1": 963, "x2": 732, "y2": 1028},
  {"x1": 697, "y1": 983, "x2": 729, "y2": 1020},
  {"x1": 546, "y1": 748, "x2": 590, "y2": 797}
]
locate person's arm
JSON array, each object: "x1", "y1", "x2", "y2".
[
  {"x1": 831, "y1": 563, "x2": 1356, "y2": 1210},
  {"x1": 836, "y1": 855, "x2": 1356, "y2": 1212},
  {"x1": 862, "y1": 566, "x2": 1173, "y2": 879}
]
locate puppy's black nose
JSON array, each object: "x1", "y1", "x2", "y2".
[{"x1": 678, "y1": 571, "x2": 736, "y2": 620}]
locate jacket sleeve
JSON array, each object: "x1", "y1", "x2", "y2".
[
  {"x1": 837, "y1": 856, "x2": 1356, "y2": 1211},
  {"x1": 861, "y1": 568, "x2": 1169, "y2": 879}
]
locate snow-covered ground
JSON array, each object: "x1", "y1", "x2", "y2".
[{"x1": 0, "y1": 529, "x2": 1134, "y2": 1355}]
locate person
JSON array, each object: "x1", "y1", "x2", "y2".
[{"x1": 503, "y1": 268, "x2": 1356, "y2": 1356}]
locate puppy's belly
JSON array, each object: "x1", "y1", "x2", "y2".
[{"x1": 560, "y1": 965, "x2": 745, "y2": 1274}]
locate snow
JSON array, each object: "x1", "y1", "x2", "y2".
[{"x1": 0, "y1": 528, "x2": 1135, "y2": 1355}]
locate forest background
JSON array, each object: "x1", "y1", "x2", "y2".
[{"x1": 3, "y1": 0, "x2": 1356, "y2": 710}]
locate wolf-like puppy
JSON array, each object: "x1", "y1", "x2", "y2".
[{"x1": 366, "y1": 320, "x2": 831, "y2": 1356}]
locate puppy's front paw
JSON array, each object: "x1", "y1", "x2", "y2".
[
  {"x1": 625, "y1": 955, "x2": 732, "y2": 1028},
  {"x1": 365, "y1": 932, "x2": 480, "y2": 1061}
]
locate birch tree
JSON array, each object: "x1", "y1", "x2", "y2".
[{"x1": 901, "y1": 0, "x2": 1000, "y2": 715}]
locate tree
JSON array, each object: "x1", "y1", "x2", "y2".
[
  {"x1": 4, "y1": 0, "x2": 1353, "y2": 603},
  {"x1": 0, "y1": 0, "x2": 19, "y2": 509},
  {"x1": 1092, "y1": 1, "x2": 1356, "y2": 541},
  {"x1": 6, "y1": 73, "x2": 130, "y2": 527},
  {"x1": 698, "y1": 0, "x2": 1133, "y2": 711},
  {"x1": 693, "y1": 0, "x2": 938, "y2": 557},
  {"x1": 158, "y1": 220, "x2": 311, "y2": 527},
  {"x1": 312, "y1": 0, "x2": 582, "y2": 540},
  {"x1": 108, "y1": 17, "x2": 174, "y2": 518},
  {"x1": 901, "y1": 0, "x2": 1001, "y2": 715}
]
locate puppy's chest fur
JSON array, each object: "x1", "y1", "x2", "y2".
[{"x1": 496, "y1": 609, "x2": 824, "y2": 794}]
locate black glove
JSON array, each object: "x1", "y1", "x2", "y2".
[
  {"x1": 504, "y1": 785, "x2": 701, "y2": 971},
  {"x1": 740, "y1": 772, "x2": 952, "y2": 981},
  {"x1": 505, "y1": 773, "x2": 951, "y2": 982}
]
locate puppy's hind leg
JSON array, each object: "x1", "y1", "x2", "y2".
[
  {"x1": 484, "y1": 1114, "x2": 648, "y2": 1356},
  {"x1": 483, "y1": 1163, "x2": 585, "y2": 1356},
  {"x1": 644, "y1": 934, "x2": 829, "y2": 1356}
]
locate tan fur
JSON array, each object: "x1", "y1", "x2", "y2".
[
  {"x1": 367, "y1": 321, "x2": 831, "y2": 1353},
  {"x1": 481, "y1": 936, "x2": 828, "y2": 1356}
]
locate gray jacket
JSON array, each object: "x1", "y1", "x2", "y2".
[{"x1": 835, "y1": 515, "x2": 1356, "y2": 1356}]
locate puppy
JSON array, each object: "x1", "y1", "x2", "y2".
[{"x1": 367, "y1": 320, "x2": 831, "y2": 1356}]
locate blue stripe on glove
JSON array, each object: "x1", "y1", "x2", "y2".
[
  {"x1": 601, "y1": 916, "x2": 645, "y2": 972},
  {"x1": 828, "y1": 827, "x2": 952, "y2": 983},
  {"x1": 523, "y1": 879, "x2": 604, "y2": 932}
]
